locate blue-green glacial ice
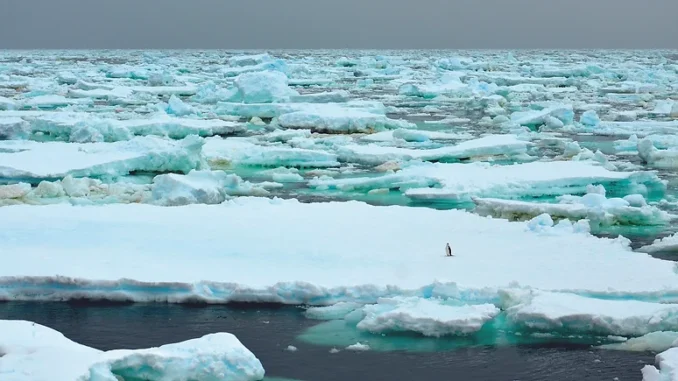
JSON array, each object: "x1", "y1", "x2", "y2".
[{"x1": 2, "y1": 50, "x2": 678, "y2": 380}]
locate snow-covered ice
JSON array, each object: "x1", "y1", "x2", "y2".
[
  {"x1": 354, "y1": 297, "x2": 500, "y2": 337},
  {"x1": 0, "y1": 198, "x2": 676, "y2": 305},
  {"x1": 0, "y1": 320, "x2": 265, "y2": 381},
  {"x1": 505, "y1": 291, "x2": 678, "y2": 337},
  {"x1": 311, "y1": 160, "x2": 659, "y2": 202},
  {"x1": 642, "y1": 347, "x2": 678, "y2": 381},
  {"x1": 337, "y1": 134, "x2": 530, "y2": 165},
  {"x1": 0, "y1": 135, "x2": 205, "y2": 180},
  {"x1": 3, "y1": 50, "x2": 678, "y2": 377},
  {"x1": 473, "y1": 191, "x2": 671, "y2": 226},
  {"x1": 203, "y1": 137, "x2": 340, "y2": 168}
]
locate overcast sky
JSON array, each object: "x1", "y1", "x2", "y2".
[{"x1": 1, "y1": 0, "x2": 677, "y2": 49}]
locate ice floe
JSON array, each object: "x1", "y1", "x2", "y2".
[
  {"x1": 642, "y1": 347, "x2": 678, "y2": 381},
  {"x1": 473, "y1": 188, "x2": 671, "y2": 227},
  {"x1": 0, "y1": 198, "x2": 676, "y2": 304},
  {"x1": 0, "y1": 319, "x2": 265, "y2": 381},
  {"x1": 639, "y1": 233, "x2": 678, "y2": 255},
  {"x1": 505, "y1": 291, "x2": 678, "y2": 336},
  {"x1": 0, "y1": 135, "x2": 205, "y2": 181},
  {"x1": 353, "y1": 297, "x2": 500, "y2": 337},
  {"x1": 203, "y1": 137, "x2": 340, "y2": 168},
  {"x1": 311, "y1": 160, "x2": 660, "y2": 202}
]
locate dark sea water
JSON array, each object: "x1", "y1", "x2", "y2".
[{"x1": 0, "y1": 302, "x2": 657, "y2": 381}]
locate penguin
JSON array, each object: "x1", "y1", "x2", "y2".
[{"x1": 445, "y1": 243, "x2": 453, "y2": 257}]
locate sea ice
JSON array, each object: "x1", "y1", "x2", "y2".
[
  {"x1": 277, "y1": 104, "x2": 413, "y2": 133},
  {"x1": 638, "y1": 233, "x2": 678, "y2": 255},
  {"x1": 305, "y1": 302, "x2": 364, "y2": 320},
  {"x1": 19, "y1": 113, "x2": 245, "y2": 141},
  {"x1": 0, "y1": 320, "x2": 265, "y2": 381},
  {"x1": 203, "y1": 137, "x2": 340, "y2": 168},
  {"x1": 232, "y1": 71, "x2": 299, "y2": 104},
  {"x1": 0, "y1": 135, "x2": 205, "y2": 180},
  {"x1": 165, "y1": 95, "x2": 196, "y2": 116},
  {"x1": 289, "y1": 90, "x2": 350, "y2": 103},
  {"x1": 152, "y1": 170, "x2": 267, "y2": 206},
  {"x1": 599, "y1": 331, "x2": 678, "y2": 352},
  {"x1": 642, "y1": 347, "x2": 678, "y2": 381},
  {"x1": 0, "y1": 117, "x2": 30, "y2": 139},
  {"x1": 579, "y1": 110, "x2": 601, "y2": 127},
  {"x1": 360, "y1": 129, "x2": 473, "y2": 143},
  {"x1": 311, "y1": 161, "x2": 659, "y2": 202},
  {"x1": 473, "y1": 192, "x2": 671, "y2": 226},
  {"x1": 0, "y1": 183, "x2": 31, "y2": 199},
  {"x1": 228, "y1": 53, "x2": 273, "y2": 67},
  {"x1": 337, "y1": 134, "x2": 530, "y2": 165},
  {"x1": 638, "y1": 138, "x2": 678, "y2": 169},
  {"x1": 0, "y1": 198, "x2": 676, "y2": 304},
  {"x1": 354, "y1": 297, "x2": 500, "y2": 337},
  {"x1": 398, "y1": 72, "x2": 470, "y2": 98},
  {"x1": 505, "y1": 291, "x2": 678, "y2": 336},
  {"x1": 22, "y1": 95, "x2": 92, "y2": 109},
  {"x1": 0, "y1": 96, "x2": 16, "y2": 110},
  {"x1": 345, "y1": 343, "x2": 370, "y2": 351},
  {"x1": 510, "y1": 103, "x2": 574, "y2": 128}
]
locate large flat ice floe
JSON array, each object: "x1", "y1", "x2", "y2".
[
  {"x1": 0, "y1": 135, "x2": 205, "y2": 181},
  {"x1": 0, "y1": 320, "x2": 265, "y2": 381},
  {"x1": 311, "y1": 160, "x2": 661, "y2": 202},
  {"x1": 505, "y1": 291, "x2": 678, "y2": 337},
  {"x1": 0, "y1": 198, "x2": 676, "y2": 304},
  {"x1": 354, "y1": 297, "x2": 500, "y2": 337}
]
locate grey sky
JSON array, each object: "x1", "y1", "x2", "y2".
[{"x1": 1, "y1": 0, "x2": 677, "y2": 49}]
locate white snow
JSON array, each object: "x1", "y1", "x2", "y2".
[
  {"x1": 0, "y1": 320, "x2": 265, "y2": 381},
  {"x1": 355, "y1": 297, "x2": 500, "y2": 337},
  {"x1": 0, "y1": 198, "x2": 676, "y2": 304}
]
